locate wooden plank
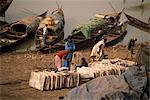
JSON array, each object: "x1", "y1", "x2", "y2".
[
  {"x1": 5, "y1": 34, "x2": 25, "y2": 39},
  {"x1": 72, "y1": 38, "x2": 86, "y2": 42},
  {"x1": 72, "y1": 35, "x2": 85, "y2": 39}
]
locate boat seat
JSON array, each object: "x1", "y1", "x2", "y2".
[
  {"x1": 47, "y1": 36, "x2": 57, "y2": 40},
  {"x1": 0, "y1": 38, "x2": 17, "y2": 43},
  {"x1": 36, "y1": 34, "x2": 57, "y2": 40},
  {"x1": 72, "y1": 38, "x2": 86, "y2": 42},
  {"x1": 55, "y1": 42, "x2": 64, "y2": 46},
  {"x1": 4, "y1": 34, "x2": 25, "y2": 39}
]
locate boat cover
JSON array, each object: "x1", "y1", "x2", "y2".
[{"x1": 72, "y1": 18, "x2": 108, "y2": 39}]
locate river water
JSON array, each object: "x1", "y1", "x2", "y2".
[{"x1": 1, "y1": 0, "x2": 150, "y2": 51}]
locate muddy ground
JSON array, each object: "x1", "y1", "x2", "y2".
[{"x1": 0, "y1": 44, "x2": 140, "y2": 100}]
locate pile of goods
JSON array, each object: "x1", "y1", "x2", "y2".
[
  {"x1": 29, "y1": 58, "x2": 135, "y2": 91},
  {"x1": 77, "y1": 58, "x2": 135, "y2": 79}
]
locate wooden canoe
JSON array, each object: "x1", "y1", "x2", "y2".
[
  {"x1": 124, "y1": 13, "x2": 150, "y2": 33},
  {"x1": 0, "y1": 11, "x2": 48, "y2": 53},
  {"x1": 105, "y1": 31, "x2": 127, "y2": 47},
  {"x1": 0, "y1": 0, "x2": 13, "y2": 16},
  {"x1": 41, "y1": 22, "x2": 127, "y2": 53},
  {"x1": 41, "y1": 13, "x2": 127, "y2": 52},
  {"x1": 39, "y1": 29, "x2": 105, "y2": 52},
  {"x1": 35, "y1": 8, "x2": 65, "y2": 51}
]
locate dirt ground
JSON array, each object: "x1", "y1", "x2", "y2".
[{"x1": 0, "y1": 44, "x2": 140, "y2": 100}]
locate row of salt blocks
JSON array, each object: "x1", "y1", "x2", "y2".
[
  {"x1": 91, "y1": 60, "x2": 133, "y2": 78},
  {"x1": 93, "y1": 66, "x2": 126, "y2": 78},
  {"x1": 29, "y1": 71, "x2": 80, "y2": 91},
  {"x1": 70, "y1": 52, "x2": 127, "y2": 79}
]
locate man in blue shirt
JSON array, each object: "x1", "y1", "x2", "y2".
[{"x1": 63, "y1": 36, "x2": 75, "y2": 68}]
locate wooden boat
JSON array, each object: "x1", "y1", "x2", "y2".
[
  {"x1": 105, "y1": 30, "x2": 127, "y2": 47},
  {"x1": 0, "y1": 0, "x2": 13, "y2": 16},
  {"x1": 0, "y1": 11, "x2": 48, "y2": 53},
  {"x1": 124, "y1": 13, "x2": 150, "y2": 33},
  {"x1": 35, "y1": 7, "x2": 65, "y2": 51},
  {"x1": 39, "y1": 12, "x2": 127, "y2": 53},
  {"x1": 41, "y1": 21, "x2": 128, "y2": 53}
]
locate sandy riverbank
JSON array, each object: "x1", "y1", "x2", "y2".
[{"x1": 0, "y1": 44, "x2": 140, "y2": 100}]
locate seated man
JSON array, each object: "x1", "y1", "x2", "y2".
[{"x1": 76, "y1": 58, "x2": 88, "y2": 68}]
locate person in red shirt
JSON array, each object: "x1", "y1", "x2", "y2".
[{"x1": 54, "y1": 50, "x2": 71, "y2": 69}]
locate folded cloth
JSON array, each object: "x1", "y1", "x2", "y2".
[{"x1": 58, "y1": 67, "x2": 69, "y2": 71}]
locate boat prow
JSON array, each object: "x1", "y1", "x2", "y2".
[{"x1": 124, "y1": 13, "x2": 150, "y2": 33}]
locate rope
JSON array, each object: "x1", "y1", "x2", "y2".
[
  {"x1": 22, "y1": 10, "x2": 35, "y2": 15},
  {"x1": 108, "y1": 2, "x2": 116, "y2": 13},
  {"x1": 22, "y1": 8, "x2": 37, "y2": 16},
  {"x1": 6, "y1": 12, "x2": 12, "y2": 23}
]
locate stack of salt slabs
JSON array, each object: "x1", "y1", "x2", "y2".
[
  {"x1": 29, "y1": 71, "x2": 80, "y2": 91},
  {"x1": 77, "y1": 58, "x2": 135, "y2": 79}
]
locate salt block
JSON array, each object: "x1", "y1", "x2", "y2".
[{"x1": 29, "y1": 71, "x2": 46, "y2": 91}]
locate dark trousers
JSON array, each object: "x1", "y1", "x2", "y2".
[{"x1": 43, "y1": 34, "x2": 47, "y2": 45}]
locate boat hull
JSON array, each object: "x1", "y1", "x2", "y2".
[
  {"x1": 0, "y1": 31, "x2": 34, "y2": 53},
  {"x1": 47, "y1": 25, "x2": 127, "y2": 53},
  {"x1": 0, "y1": 11, "x2": 48, "y2": 53},
  {"x1": 124, "y1": 13, "x2": 150, "y2": 33}
]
